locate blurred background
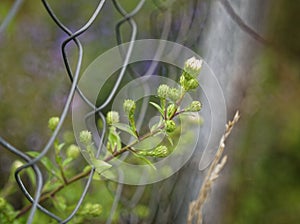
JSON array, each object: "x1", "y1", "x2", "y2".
[{"x1": 0, "y1": 0, "x2": 299, "y2": 223}]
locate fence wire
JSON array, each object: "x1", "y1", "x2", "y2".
[{"x1": 0, "y1": 0, "x2": 267, "y2": 223}]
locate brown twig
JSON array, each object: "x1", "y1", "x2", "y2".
[{"x1": 16, "y1": 168, "x2": 92, "y2": 218}]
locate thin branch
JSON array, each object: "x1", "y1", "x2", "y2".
[{"x1": 16, "y1": 168, "x2": 92, "y2": 218}]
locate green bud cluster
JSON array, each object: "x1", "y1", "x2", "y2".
[
  {"x1": 167, "y1": 104, "x2": 177, "y2": 119},
  {"x1": 66, "y1": 144, "x2": 80, "y2": 159},
  {"x1": 139, "y1": 145, "x2": 169, "y2": 158},
  {"x1": 157, "y1": 84, "x2": 170, "y2": 99},
  {"x1": 123, "y1": 99, "x2": 137, "y2": 134},
  {"x1": 165, "y1": 120, "x2": 176, "y2": 133},
  {"x1": 157, "y1": 85, "x2": 181, "y2": 102},
  {"x1": 183, "y1": 56, "x2": 203, "y2": 78},
  {"x1": 186, "y1": 101, "x2": 202, "y2": 112},
  {"x1": 48, "y1": 117, "x2": 59, "y2": 131},
  {"x1": 79, "y1": 130, "x2": 92, "y2": 145},
  {"x1": 168, "y1": 88, "x2": 180, "y2": 102},
  {"x1": 80, "y1": 203, "x2": 102, "y2": 216},
  {"x1": 180, "y1": 57, "x2": 203, "y2": 91},
  {"x1": 180, "y1": 74, "x2": 199, "y2": 91},
  {"x1": 151, "y1": 145, "x2": 169, "y2": 157},
  {"x1": 123, "y1": 99, "x2": 136, "y2": 115},
  {"x1": 106, "y1": 111, "x2": 120, "y2": 125}
]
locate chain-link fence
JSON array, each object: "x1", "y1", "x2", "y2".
[{"x1": 0, "y1": 0, "x2": 268, "y2": 223}]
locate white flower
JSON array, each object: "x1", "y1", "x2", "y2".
[
  {"x1": 183, "y1": 57, "x2": 203, "y2": 77},
  {"x1": 185, "y1": 57, "x2": 203, "y2": 71}
]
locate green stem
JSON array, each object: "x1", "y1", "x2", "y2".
[
  {"x1": 175, "y1": 88, "x2": 186, "y2": 106},
  {"x1": 103, "y1": 125, "x2": 163, "y2": 161}
]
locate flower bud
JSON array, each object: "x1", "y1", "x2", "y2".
[
  {"x1": 152, "y1": 145, "x2": 169, "y2": 157},
  {"x1": 48, "y1": 117, "x2": 59, "y2": 131},
  {"x1": 187, "y1": 78, "x2": 199, "y2": 90},
  {"x1": 80, "y1": 130, "x2": 92, "y2": 145},
  {"x1": 81, "y1": 203, "x2": 102, "y2": 216},
  {"x1": 106, "y1": 111, "x2": 119, "y2": 125},
  {"x1": 123, "y1": 99, "x2": 136, "y2": 115},
  {"x1": 168, "y1": 88, "x2": 180, "y2": 102},
  {"x1": 157, "y1": 84, "x2": 170, "y2": 99},
  {"x1": 186, "y1": 101, "x2": 202, "y2": 112},
  {"x1": 66, "y1": 144, "x2": 80, "y2": 159},
  {"x1": 139, "y1": 145, "x2": 169, "y2": 158},
  {"x1": 165, "y1": 120, "x2": 176, "y2": 133},
  {"x1": 180, "y1": 75, "x2": 199, "y2": 91},
  {"x1": 167, "y1": 104, "x2": 177, "y2": 119},
  {"x1": 183, "y1": 57, "x2": 203, "y2": 78}
]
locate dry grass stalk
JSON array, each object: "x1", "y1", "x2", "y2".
[{"x1": 187, "y1": 111, "x2": 240, "y2": 224}]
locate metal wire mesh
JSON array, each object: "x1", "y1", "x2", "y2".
[{"x1": 0, "y1": 0, "x2": 268, "y2": 223}]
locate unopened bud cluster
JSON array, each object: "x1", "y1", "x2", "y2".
[
  {"x1": 183, "y1": 56, "x2": 203, "y2": 78},
  {"x1": 139, "y1": 145, "x2": 169, "y2": 158},
  {"x1": 66, "y1": 144, "x2": 80, "y2": 159},
  {"x1": 186, "y1": 101, "x2": 202, "y2": 112},
  {"x1": 168, "y1": 88, "x2": 180, "y2": 102},
  {"x1": 80, "y1": 203, "x2": 102, "y2": 216},
  {"x1": 180, "y1": 57, "x2": 203, "y2": 91},
  {"x1": 106, "y1": 111, "x2": 119, "y2": 125},
  {"x1": 167, "y1": 104, "x2": 177, "y2": 119},
  {"x1": 123, "y1": 99, "x2": 136, "y2": 115},
  {"x1": 165, "y1": 120, "x2": 176, "y2": 133},
  {"x1": 157, "y1": 84, "x2": 181, "y2": 102},
  {"x1": 79, "y1": 130, "x2": 92, "y2": 145},
  {"x1": 48, "y1": 117, "x2": 59, "y2": 132},
  {"x1": 157, "y1": 84, "x2": 170, "y2": 99}
]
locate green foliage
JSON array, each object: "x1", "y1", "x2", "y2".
[
  {"x1": 0, "y1": 197, "x2": 20, "y2": 224},
  {"x1": 101, "y1": 57, "x2": 203, "y2": 169},
  {"x1": 0, "y1": 57, "x2": 204, "y2": 223}
]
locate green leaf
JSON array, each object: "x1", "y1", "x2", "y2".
[
  {"x1": 165, "y1": 133, "x2": 174, "y2": 146},
  {"x1": 57, "y1": 143, "x2": 65, "y2": 151},
  {"x1": 131, "y1": 152, "x2": 156, "y2": 170},
  {"x1": 107, "y1": 128, "x2": 122, "y2": 152},
  {"x1": 55, "y1": 154, "x2": 63, "y2": 166},
  {"x1": 149, "y1": 102, "x2": 164, "y2": 116},
  {"x1": 27, "y1": 151, "x2": 60, "y2": 178},
  {"x1": 91, "y1": 159, "x2": 112, "y2": 174},
  {"x1": 62, "y1": 157, "x2": 73, "y2": 167},
  {"x1": 113, "y1": 123, "x2": 137, "y2": 138},
  {"x1": 25, "y1": 167, "x2": 36, "y2": 188}
]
